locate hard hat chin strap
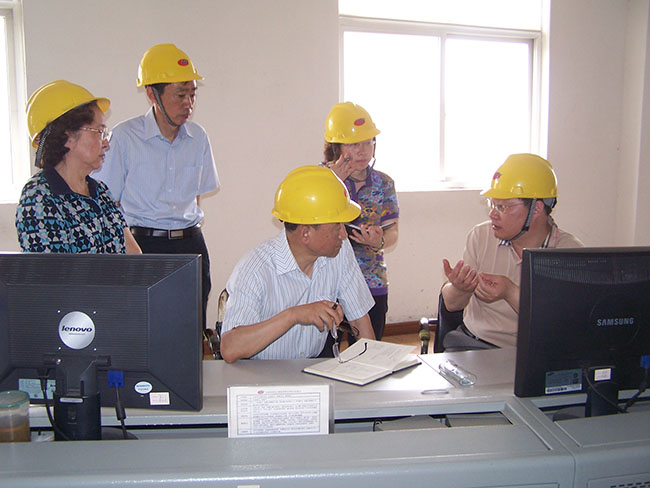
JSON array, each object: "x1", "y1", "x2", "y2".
[
  {"x1": 152, "y1": 86, "x2": 180, "y2": 128},
  {"x1": 34, "y1": 126, "x2": 51, "y2": 168},
  {"x1": 508, "y1": 198, "x2": 537, "y2": 242}
]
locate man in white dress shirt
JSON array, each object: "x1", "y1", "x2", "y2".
[{"x1": 220, "y1": 166, "x2": 375, "y2": 362}]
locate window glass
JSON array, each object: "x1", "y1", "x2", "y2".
[
  {"x1": 339, "y1": 0, "x2": 543, "y2": 30},
  {"x1": 0, "y1": 4, "x2": 28, "y2": 204},
  {"x1": 343, "y1": 31, "x2": 441, "y2": 191},
  {"x1": 444, "y1": 37, "x2": 532, "y2": 187},
  {"x1": 340, "y1": 2, "x2": 542, "y2": 191},
  {"x1": 0, "y1": 16, "x2": 11, "y2": 192}
]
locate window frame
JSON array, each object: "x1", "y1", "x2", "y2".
[
  {"x1": 339, "y1": 15, "x2": 545, "y2": 190},
  {"x1": 0, "y1": 0, "x2": 29, "y2": 204}
]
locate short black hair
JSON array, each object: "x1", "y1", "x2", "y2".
[
  {"x1": 148, "y1": 83, "x2": 168, "y2": 95},
  {"x1": 283, "y1": 222, "x2": 322, "y2": 232},
  {"x1": 283, "y1": 222, "x2": 299, "y2": 232},
  {"x1": 521, "y1": 198, "x2": 555, "y2": 215}
]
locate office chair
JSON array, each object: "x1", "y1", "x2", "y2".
[
  {"x1": 435, "y1": 292, "x2": 498, "y2": 352},
  {"x1": 434, "y1": 293, "x2": 465, "y2": 353},
  {"x1": 419, "y1": 293, "x2": 463, "y2": 354},
  {"x1": 421, "y1": 293, "x2": 495, "y2": 353}
]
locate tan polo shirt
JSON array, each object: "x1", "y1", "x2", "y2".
[{"x1": 462, "y1": 220, "x2": 583, "y2": 348}]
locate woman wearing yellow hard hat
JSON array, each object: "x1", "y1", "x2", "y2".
[
  {"x1": 323, "y1": 102, "x2": 399, "y2": 342},
  {"x1": 15, "y1": 80, "x2": 141, "y2": 254}
]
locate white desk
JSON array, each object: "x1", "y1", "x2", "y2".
[
  {"x1": 28, "y1": 347, "x2": 518, "y2": 427},
  {"x1": 5, "y1": 348, "x2": 650, "y2": 488}
]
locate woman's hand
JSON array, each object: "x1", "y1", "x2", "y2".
[
  {"x1": 330, "y1": 153, "x2": 355, "y2": 181},
  {"x1": 348, "y1": 223, "x2": 384, "y2": 250}
]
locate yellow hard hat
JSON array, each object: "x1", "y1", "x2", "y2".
[
  {"x1": 272, "y1": 166, "x2": 361, "y2": 224},
  {"x1": 481, "y1": 153, "x2": 558, "y2": 200},
  {"x1": 325, "y1": 102, "x2": 380, "y2": 144},
  {"x1": 136, "y1": 43, "x2": 203, "y2": 87},
  {"x1": 26, "y1": 80, "x2": 110, "y2": 147}
]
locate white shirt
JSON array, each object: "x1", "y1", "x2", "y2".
[{"x1": 222, "y1": 230, "x2": 374, "y2": 359}]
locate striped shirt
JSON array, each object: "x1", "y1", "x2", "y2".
[
  {"x1": 93, "y1": 107, "x2": 219, "y2": 229},
  {"x1": 222, "y1": 230, "x2": 374, "y2": 359}
]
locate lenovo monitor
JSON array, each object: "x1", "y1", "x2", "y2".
[{"x1": 0, "y1": 252, "x2": 203, "y2": 439}]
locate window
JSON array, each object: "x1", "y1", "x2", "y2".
[
  {"x1": 0, "y1": 1, "x2": 28, "y2": 204},
  {"x1": 340, "y1": 0, "x2": 545, "y2": 191}
]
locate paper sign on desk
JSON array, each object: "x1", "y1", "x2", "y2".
[{"x1": 227, "y1": 384, "x2": 332, "y2": 438}]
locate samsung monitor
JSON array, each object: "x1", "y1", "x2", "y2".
[
  {"x1": 515, "y1": 247, "x2": 650, "y2": 416},
  {"x1": 0, "y1": 252, "x2": 203, "y2": 439}
]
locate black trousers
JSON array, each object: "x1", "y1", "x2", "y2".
[
  {"x1": 133, "y1": 231, "x2": 211, "y2": 330},
  {"x1": 368, "y1": 294, "x2": 388, "y2": 340},
  {"x1": 343, "y1": 294, "x2": 389, "y2": 348}
]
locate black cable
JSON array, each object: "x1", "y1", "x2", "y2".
[
  {"x1": 38, "y1": 372, "x2": 70, "y2": 441},
  {"x1": 113, "y1": 386, "x2": 129, "y2": 439},
  {"x1": 622, "y1": 369, "x2": 649, "y2": 412}
]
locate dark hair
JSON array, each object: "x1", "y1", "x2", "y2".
[
  {"x1": 283, "y1": 222, "x2": 320, "y2": 232},
  {"x1": 39, "y1": 101, "x2": 97, "y2": 168},
  {"x1": 284, "y1": 222, "x2": 299, "y2": 232},
  {"x1": 148, "y1": 83, "x2": 168, "y2": 95},
  {"x1": 521, "y1": 198, "x2": 554, "y2": 216},
  {"x1": 323, "y1": 141, "x2": 342, "y2": 163}
]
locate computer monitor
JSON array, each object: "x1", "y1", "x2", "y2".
[
  {"x1": 0, "y1": 252, "x2": 203, "y2": 439},
  {"x1": 515, "y1": 247, "x2": 650, "y2": 416}
]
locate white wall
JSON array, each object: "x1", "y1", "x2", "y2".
[{"x1": 1, "y1": 0, "x2": 648, "y2": 328}]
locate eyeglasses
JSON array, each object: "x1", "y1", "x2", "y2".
[
  {"x1": 487, "y1": 199, "x2": 525, "y2": 214},
  {"x1": 80, "y1": 126, "x2": 112, "y2": 142},
  {"x1": 332, "y1": 340, "x2": 368, "y2": 364},
  {"x1": 343, "y1": 139, "x2": 375, "y2": 151}
]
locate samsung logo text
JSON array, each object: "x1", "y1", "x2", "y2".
[{"x1": 596, "y1": 317, "x2": 635, "y2": 326}]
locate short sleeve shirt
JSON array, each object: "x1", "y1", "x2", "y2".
[
  {"x1": 462, "y1": 219, "x2": 583, "y2": 347},
  {"x1": 93, "y1": 108, "x2": 219, "y2": 229},
  {"x1": 221, "y1": 230, "x2": 375, "y2": 359},
  {"x1": 344, "y1": 168, "x2": 399, "y2": 295},
  {"x1": 15, "y1": 167, "x2": 127, "y2": 253}
]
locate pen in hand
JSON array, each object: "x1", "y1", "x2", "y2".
[{"x1": 330, "y1": 301, "x2": 338, "y2": 339}]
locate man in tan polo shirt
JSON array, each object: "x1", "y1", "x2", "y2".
[{"x1": 441, "y1": 154, "x2": 583, "y2": 350}]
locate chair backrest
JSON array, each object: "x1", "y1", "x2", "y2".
[
  {"x1": 433, "y1": 293, "x2": 464, "y2": 353},
  {"x1": 215, "y1": 288, "x2": 229, "y2": 337}
]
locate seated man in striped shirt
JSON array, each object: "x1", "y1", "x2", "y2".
[{"x1": 220, "y1": 166, "x2": 375, "y2": 362}]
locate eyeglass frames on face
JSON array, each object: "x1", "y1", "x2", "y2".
[
  {"x1": 332, "y1": 339, "x2": 368, "y2": 364},
  {"x1": 343, "y1": 139, "x2": 375, "y2": 151},
  {"x1": 80, "y1": 126, "x2": 112, "y2": 142},
  {"x1": 487, "y1": 199, "x2": 525, "y2": 214}
]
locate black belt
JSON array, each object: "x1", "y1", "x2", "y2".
[
  {"x1": 130, "y1": 224, "x2": 201, "y2": 240},
  {"x1": 459, "y1": 323, "x2": 497, "y2": 347}
]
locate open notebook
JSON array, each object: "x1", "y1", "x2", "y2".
[{"x1": 303, "y1": 339, "x2": 420, "y2": 386}]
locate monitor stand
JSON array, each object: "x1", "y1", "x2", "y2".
[
  {"x1": 45, "y1": 354, "x2": 109, "y2": 441},
  {"x1": 553, "y1": 366, "x2": 619, "y2": 420}
]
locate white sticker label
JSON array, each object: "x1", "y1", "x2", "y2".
[
  {"x1": 134, "y1": 381, "x2": 153, "y2": 395},
  {"x1": 149, "y1": 392, "x2": 170, "y2": 406},
  {"x1": 594, "y1": 368, "x2": 612, "y2": 381}
]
